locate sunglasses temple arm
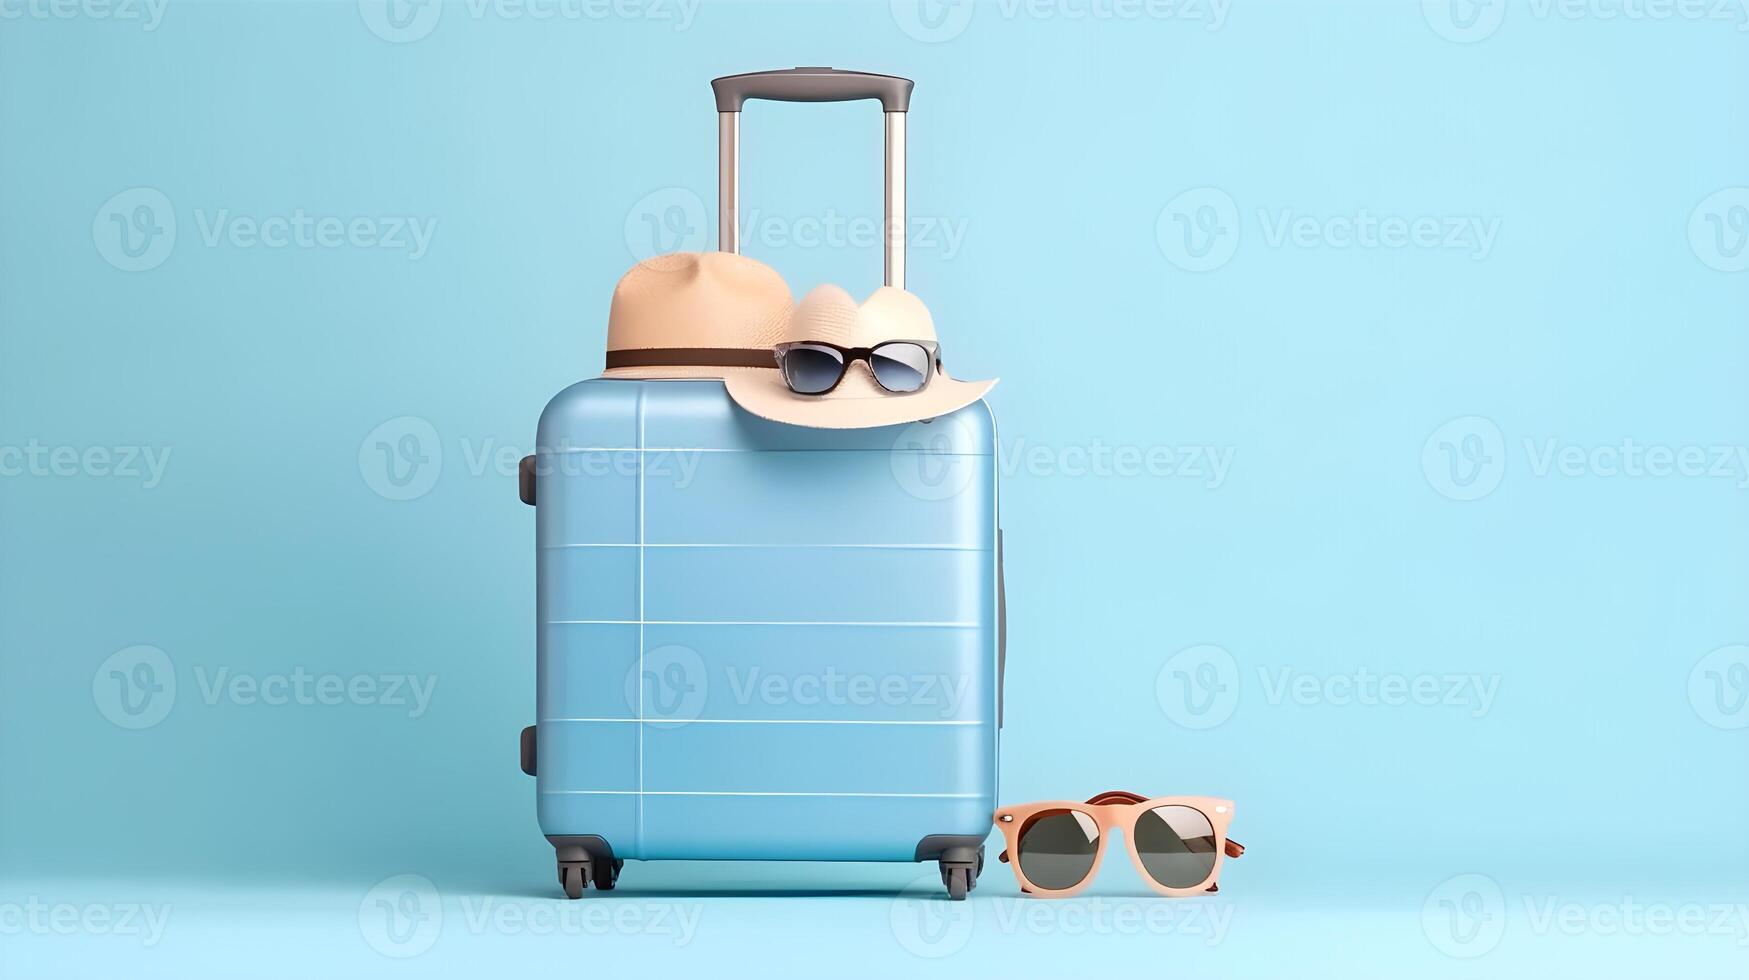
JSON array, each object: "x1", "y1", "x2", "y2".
[{"x1": 1003, "y1": 841, "x2": 1240, "y2": 863}]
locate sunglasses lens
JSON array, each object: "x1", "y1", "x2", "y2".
[
  {"x1": 780, "y1": 344, "x2": 845, "y2": 395},
  {"x1": 1017, "y1": 809, "x2": 1100, "y2": 890},
  {"x1": 1134, "y1": 805, "x2": 1218, "y2": 889},
  {"x1": 870, "y1": 343, "x2": 931, "y2": 393}
]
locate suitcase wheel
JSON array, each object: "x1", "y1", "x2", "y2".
[
  {"x1": 593, "y1": 859, "x2": 624, "y2": 892},
  {"x1": 938, "y1": 845, "x2": 983, "y2": 901},
  {"x1": 558, "y1": 857, "x2": 624, "y2": 898},
  {"x1": 559, "y1": 860, "x2": 589, "y2": 900},
  {"x1": 943, "y1": 866, "x2": 971, "y2": 901}
]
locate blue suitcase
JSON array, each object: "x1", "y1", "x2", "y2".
[{"x1": 518, "y1": 69, "x2": 1003, "y2": 900}]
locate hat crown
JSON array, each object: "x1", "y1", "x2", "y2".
[
  {"x1": 607, "y1": 251, "x2": 792, "y2": 352},
  {"x1": 782, "y1": 285, "x2": 939, "y2": 348}
]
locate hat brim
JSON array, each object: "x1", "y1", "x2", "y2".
[{"x1": 600, "y1": 364, "x2": 997, "y2": 430}]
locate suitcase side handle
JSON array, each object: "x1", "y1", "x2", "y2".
[
  {"x1": 997, "y1": 529, "x2": 1006, "y2": 729},
  {"x1": 712, "y1": 67, "x2": 912, "y2": 289},
  {"x1": 519, "y1": 454, "x2": 537, "y2": 506}
]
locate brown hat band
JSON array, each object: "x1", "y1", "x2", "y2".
[{"x1": 605, "y1": 348, "x2": 777, "y2": 370}]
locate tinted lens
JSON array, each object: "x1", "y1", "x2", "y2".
[
  {"x1": 780, "y1": 344, "x2": 845, "y2": 394},
  {"x1": 870, "y1": 343, "x2": 931, "y2": 393},
  {"x1": 1017, "y1": 809, "x2": 1100, "y2": 890},
  {"x1": 1134, "y1": 805, "x2": 1218, "y2": 889}
]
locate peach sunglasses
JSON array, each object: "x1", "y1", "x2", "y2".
[{"x1": 993, "y1": 790, "x2": 1245, "y2": 897}]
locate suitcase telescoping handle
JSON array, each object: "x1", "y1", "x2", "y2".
[{"x1": 710, "y1": 67, "x2": 915, "y2": 289}]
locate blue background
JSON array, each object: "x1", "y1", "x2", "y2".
[{"x1": 2, "y1": 0, "x2": 1746, "y2": 975}]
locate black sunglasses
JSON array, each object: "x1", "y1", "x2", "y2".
[{"x1": 773, "y1": 340, "x2": 940, "y2": 396}]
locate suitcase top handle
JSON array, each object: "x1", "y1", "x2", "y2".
[
  {"x1": 711, "y1": 67, "x2": 913, "y2": 113},
  {"x1": 711, "y1": 67, "x2": 914, "y2": 290}
]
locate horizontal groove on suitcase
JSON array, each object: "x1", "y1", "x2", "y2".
[
  {"x1": 542, "y1": 718, "x2": 980, "y2": 725},
  {"x1": 539, "y1": 542, "x2": 987, "y2": 550},
  {"x1": 541, "y1": 548, "x2": 991, "y2": 623},
  {"x1": 539, "y1": 459, "x2": 994, "y2": 550},
  {"x1": 536, "y1": 721, "x2": 990, "y2": 795},
  {"x1": 544, "y1": 620, "x2": 978, "y2": 626},
  {"x1": 541, "y1": 622, "x2": 989, "y2": 724}
]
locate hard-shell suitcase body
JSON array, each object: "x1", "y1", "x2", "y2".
[{"x1": 519, "y1": 69, "x2": 1002, "y2": 899}]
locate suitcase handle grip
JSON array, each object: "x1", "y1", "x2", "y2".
[
  {"x1": 711, "y1": 67, "x2": 913, "y2": 112},
  {"x1": 712, "y1": 67, "x2": 911, "y2": 289}
]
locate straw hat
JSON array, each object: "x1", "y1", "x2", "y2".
[{"x1": 601, "y1": 252, "x2": 996, "y2": 429}]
